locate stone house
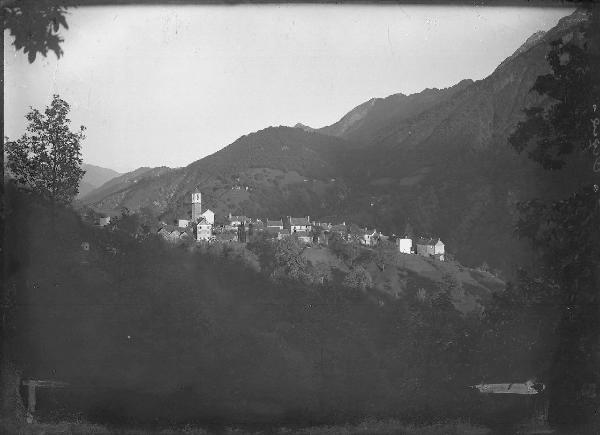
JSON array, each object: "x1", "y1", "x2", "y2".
[
  {"x1": 157, "y1": 226, "x2": 181, "y2": 243},
  {"x1": 196, "y1": 217, "x2": 213, "y2": 241},
  {"x1": 415, "y1": 237, "x2": 445, "y2": 261}
]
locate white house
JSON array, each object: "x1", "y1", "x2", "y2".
[
  {"x1": 196, "y1": 217, "x2": 213, "y2": 241},
  {"x1": 358, "y1": 228, "x2": 378, "y2": 247},
  {"x1": 415, "y1": 238, "x2": 445, "y2": 261},
  {"x1": 227, "y1": 213, "x2": 247, "y2": 227},
  {"x1": 288, "y1": 216, "x2": 311, "y2": 232},
  {"x1": 397, "y1": 238, "x2": 413, "y2": 254},
  {"x1": 201, "y1": 209, "x2": 215, "y2": 225},
  {"x1": 178, "y1": 219, "x2": 190, "y2": 228}
]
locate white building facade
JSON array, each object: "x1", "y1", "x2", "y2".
[
  {"x1": 196, "y1": 217, "x2": 212, "y2": 241},
  {"x1": 201, "y1": 209, "x2": 215, "y2": 225},
  {"x1": 397, "y1": 238, "x2": 413, "y2": 254}
]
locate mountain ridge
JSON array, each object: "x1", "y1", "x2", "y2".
[
  {"x1": 78, "y1": 163, "x2": 121, "y2": 198},
  {"x1": 80, "y1": 9, "x2": 590, "y2": 276}
]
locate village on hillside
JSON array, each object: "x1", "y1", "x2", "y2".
[{"x1": 95, "y1": 191, "x2": 446, "y2": 261}]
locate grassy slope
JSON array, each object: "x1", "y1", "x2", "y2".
[{"x1": 303, "y1": 245, "x2": 504, "y2": 314}]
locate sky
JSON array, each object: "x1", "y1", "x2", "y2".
[{"x1": 4, "y1": 5, "x2": 574, "y2": 173}]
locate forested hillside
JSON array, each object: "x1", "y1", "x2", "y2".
[{"x1": 78, "y1": 9, "x2": 591, "y2": 278}]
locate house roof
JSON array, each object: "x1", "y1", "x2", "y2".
[
  {"x1": 158, "y1": 224, "x2": 177, "y2": 233},
  {"x1": 196, "y1": 217, "x2": 211, "y2": 226},
  {"x1": 201, "y1": 209, "x2": 214, "y2": 215},
  {"x1": 359, "y1": 228, "x2": 377, "y2": 237},
  {"x1": 267, "y1": 219, "x2": 283, "y2": 227},
  {"x1": 415, "y1": 237, "x2": 443, "y2": 246},
  {"x1": 228, "y1": 215, "x2": 247, "y2": 222},
  {"x1": 179, "y1": 226, "x2": 195, "y2": 236},
  {"x1": 289, "y1": 217, "x2": 310, "y2": 226}
]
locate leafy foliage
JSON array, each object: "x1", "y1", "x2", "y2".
[
  {"x1": 5, "y1": 95, "x2": 86, "y2": 205},
  {"x1": 2, "y1": 0, "x2": 69, "y2": 63},
  {"x1": 329, "y1": 232, "x2": 359, "y2": 266},
  {"x1": 504, "y1": 6, "x2": 600, "y2": 425},
  {"x1": 342, "y1": 265, "x2": 373, "y2": 291}
]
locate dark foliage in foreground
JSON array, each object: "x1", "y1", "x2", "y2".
[
  {"x1": 3, "y1": 184, "x2": 536, "y2": 428},
  {"x1": 507, "y1": 6, "x2": 600, "y2": 426}
]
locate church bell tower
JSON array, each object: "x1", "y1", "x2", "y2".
[{"x1": 191, "y1": 191, "x2": 202, "y2": 222}]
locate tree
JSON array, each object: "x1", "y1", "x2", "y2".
[
  {"x1": 247, "y1": 232, "x2": 276, "y2": 275},
  {"x1": 2, "y1": 0, "x2": 69, "y2": 63},
  {"x1": 375, "y1": 240, "x2": 396, "y2": 271},
  {"x1": 343, "y1": 265, "x2": 372, "y2": 291},
  {"x1": 5, "y1": 95, "x2": 86, "y2": 206},
  {"x1": 329, "y1": 232, "x2": 359, "y2": 266},
  {"x1": 507, "y1": 6, "x2": 600, "y2": 426},
  {"x1": 307, "y1": 261, "x2": 331, "y2": 285},
  {"x1": 272, "y1": 236, "x2": 309, "y2": 282}
]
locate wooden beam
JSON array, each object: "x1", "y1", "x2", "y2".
[
  {"x1": 22, "y1": 380, "x2": 68, "y2": 388},
  {"x1": 22, "y1": 379, "x2": 68, "y2": 424}
]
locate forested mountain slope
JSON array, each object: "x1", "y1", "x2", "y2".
[
  {"x1": 81, "y1": 9, "x2": 591, "y2": 276},
  {"x1": 78, "y1": 164, "x2": 121, "y2": 198}
]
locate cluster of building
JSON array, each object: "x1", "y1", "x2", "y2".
[{"x1": 157, "y1": 191, "x2": 446, "y2": 261}]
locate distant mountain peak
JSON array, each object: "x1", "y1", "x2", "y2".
[
  {"x1": 294, "y1": 123, "x2": 316, "y2": 132},
  {"x1": 496, "y1": 8, "x2": 589, "y2": 73}
]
